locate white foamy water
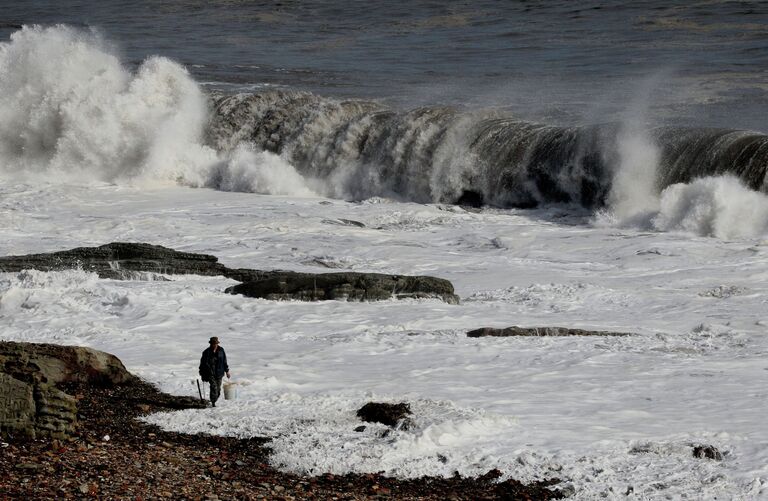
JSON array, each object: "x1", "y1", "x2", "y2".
[
  {"x1": 1, "y1": 183, "x2": 768, "y2": 499},
  {"x1": 599, "y1": 173, "x2": 768, "y2": 240},
  {"x1": 600, "y1": 112, "x2": 768, "y2": 240},
  {"x1": 0, "y1": 25, "x2": 212, "y2": 183},
  {"x1": 653, "y1": 175, "x2": 768, "y2": 239},
  {"x1": 0, "y1": 25, "x2": 314, "y2": 197}
]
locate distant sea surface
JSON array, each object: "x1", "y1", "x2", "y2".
[{"x1": 3, "y1": 1, "x2": 768, "y2": 129}]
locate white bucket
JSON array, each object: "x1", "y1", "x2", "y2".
[{"x1": 223, "y1": 381, "x2": 237, "y2": 400}]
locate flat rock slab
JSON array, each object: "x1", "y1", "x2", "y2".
[
  {"x1": 467, "y1": 326, "x2": 631, "y2": 337},
  {"x1": 0, "y1": 242, "x2": 459, "y2": 303},
  {"x1": 0, "y1": 242, "x2": 228, "y2": 279},
  {"x1": 226, "y1": 272, "x2": 459, "y2": 304}
]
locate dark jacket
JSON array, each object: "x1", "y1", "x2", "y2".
[{"x1": 199, "y1": 346, "x2": 229, "y2": 381}]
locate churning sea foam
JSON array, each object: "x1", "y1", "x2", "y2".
[
  {"x1": 205, "y1": 144, "x2": 316, "y2": 196},
  {"x1": 652, "y1": 175, "x2": 768, "y2": 239},
  {"x1": 598, "y1": 101, "x2": 768, "y2": 239},
  {"x1": 0, "y1": 25, "x2": 315, "y2": 196},
  {"x1": 606, "y1": 124, "x2": 660, "y2": 226},
  {"x1": 598, "y1": 121, "x2": 768, "y2": 239},
  {"x1": 598, "y1": 74, "x2": 664, "y2": 230}
]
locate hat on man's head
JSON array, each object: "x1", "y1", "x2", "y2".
[{"x1": 209, "y1": 337, "x2": 219, "y2": 345}]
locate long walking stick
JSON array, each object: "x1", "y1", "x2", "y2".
[{"x1": 196, "y1": 379, "x2": 204, "y2": 401}]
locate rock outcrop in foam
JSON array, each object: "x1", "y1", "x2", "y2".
[
  {"x1": 0, "y1": 242, "x2": 460, "y2": 303},
  {"x1": 0, "y1": 242, "x2": 228, "y2": 279},
  {"x1": 226, "y1": 271, "x2": 459, "y2": 304}
]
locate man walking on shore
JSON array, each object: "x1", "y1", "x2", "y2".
[{"x1": 199, "y1": 337, "x2": 230, "y2": 407}]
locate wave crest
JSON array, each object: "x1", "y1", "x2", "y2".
[
  {"x1": 0, "y1": 25, "x2": 315, "y2": 197},
  {"x1": 2, "y1": 25, "x2": 768, "y2": 239},
  {"x1": 0, "y1": 25, "x2": 214, "y2": 182}
]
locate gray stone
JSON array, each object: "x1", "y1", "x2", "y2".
[
  {"x1": 0, "y1": 371, "x2": 76, "y2": 440},
  {"x1": 32, "y1": 384, "x2": 77, "y2": 438},
  {"x1": 321, "y1": 218, "x2": 365, "y2": 228},
  {"x1": 0, "y1": 373, "x2": 35, "y2": 438}
]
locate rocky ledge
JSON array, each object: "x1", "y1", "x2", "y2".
[
  {"x1": 0, "y1": 341, "x2": 564, "y2": 499},
  {"x1": 467, "y1": 326, "x2": 631, "y2": 337},
  {"x1": 0, "y1": 242, "x2": 228, "y2": 280},
  {"x1": 0, "y1": 242, "x2": 459, "y2": 304},
  {"x1": 0, "y1": 341, "x2": 141, "y2": 440}
]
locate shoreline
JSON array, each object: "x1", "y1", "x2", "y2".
[{"x1": 0, "y1": 341, "x2": 564, "y2": 500}]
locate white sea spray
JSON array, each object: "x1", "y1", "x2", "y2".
[{"x1": 0, "y1": 25, "x2": 315, "y2": 196}]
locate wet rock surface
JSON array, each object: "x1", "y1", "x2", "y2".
[
  {"x1": 467, "y1": 326, "x2": 630, "y2": 337},
  {"x1": 692, "y1": 445, "x2": 723, "y2": 461},
  {"x1": 0, "y1": 242, "x2": 460, "y2": 303},
  {"x1": 227, "y1": 271, "x2": 459, "y2": 304},
  {"x1": 0, "y1": 242, "x2": 229, "y2": 280},
  {"x1": 357, "y1": 402, "x2": 412, "y2": 428},
  {"x1": 0, "y1": 342, "x2": 564, "y2": 500}
]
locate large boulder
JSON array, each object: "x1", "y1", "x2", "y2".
[
  {"x1": 0, "y1": 341, "x2": 136, "y2": 439},
  {"x1": 225, "y1": 271, "x2": 459, "y2": 304},
  {"x1": 467, "y1": 326, "x2": 630, "y2": 337},
  {"x1": 0, "y1": 341, "x2": 136, "y2": 387}
]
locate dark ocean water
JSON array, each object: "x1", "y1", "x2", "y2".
[{"x1": 3, "y1": 1, "x2": 768, "y2": 129}]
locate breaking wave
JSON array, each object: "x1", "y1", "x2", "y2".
[
  {"x1": 209, "y1": 90, "x2": 768, "y2": 237},
  {"x1": 2, "y1": 25, "x2": 768, "y2": 237},
  {"x1": 0, "y1": 25, "x2": 314, "y2": 196},
  {"x1": 208, "y1": 91, "x2": 768, "y2": 206},
  {"x1": 0, "y1": 25, "x2": 211, "y2": 182}
]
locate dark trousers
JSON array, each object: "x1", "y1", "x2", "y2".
[{"x1": 209, "y1": 376, "x2": 223, "y2": 405}]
